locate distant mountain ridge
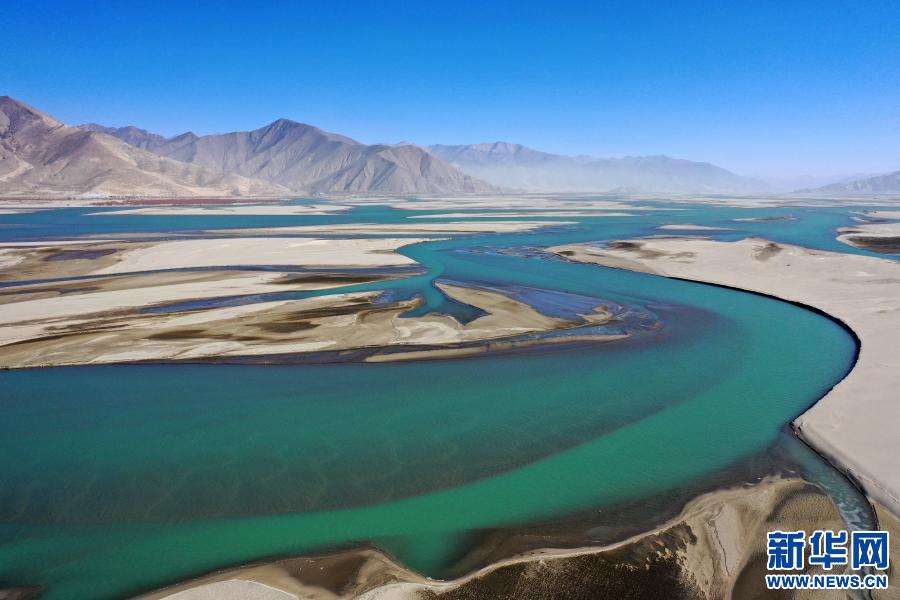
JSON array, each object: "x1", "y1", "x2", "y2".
[
  {"x1": 0, "y1": 97, "x2": 289, "y2": 198},
  {"x1": 78, "y1": 123, "x2": 168, "y2": 150},
  {"x1": 427, "y1": 142, "x2": 770, "y2": 193},
  {"x1": 82, "y1": 119, "x2": 495, "y2": 195},
  {"x1": 6, "y1": 96, "x2": 828, "y2": 198},
  {"x1": 805, "y1": 170, "x2": 900, "y2": 194}
]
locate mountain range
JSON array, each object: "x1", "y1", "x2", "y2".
[
  {"x1": 0, "y1": 97, "x2": 289, "y2": 198},
  {"x1": 78, "y1": 123, "x2": 168, "y2": 150},
  {"x1": 427, "y1": 142, "x2": 770, "y2": 194},
  {"x1": 3, "y1": 96, "x2": 897, "y2": 198},
  {"x1": 139, "y1": 120, "x2": 492, "y2": 194},
  {"x1": 803, "y1": 170, "x2": 900, "y2": 194},
  {"x1": 0, "y1": 97, "x2": 492, "y2": 198}
]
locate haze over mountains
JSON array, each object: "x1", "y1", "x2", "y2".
[
  {"x1": 805, "y1": 170, "x2": 900, "y2": 194},
  {"x1": 427, "y1": 142, "x2": 772, "y2": 194},
  {"x1": 3, "y1": 96, "x2": 898, "y2": 198}
]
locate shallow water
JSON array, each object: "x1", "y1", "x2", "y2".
[{"x1": 0, "y1": 199, "x2": 881, "y2": 598}]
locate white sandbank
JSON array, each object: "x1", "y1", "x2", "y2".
[
  {"x1": 211, "y1": 221, "x2": 575, "y2": 236},
  {"x1": 87, "y1": 204, "x2": 350, "y2": 216},
  {"x1": 550, "y1": 237, "x2": 900, "y2": 517},
  {"x1": 0, "y1": 239, "x2": 119, "y2": 247},
  {"x1": 408, "y1": 212, "x2": 636, "y2": 218},
  {"x1": 837, "y1": 211, "x2": 900, "y2": 252},
  {"x1": 92, "y1": 237, "x2": 434, "y2": 274},
  {"x1": 0, "y1": 271, "x2": 343, "y2": 332},
  {"x1": 138, "y1": 478, "x2": 844, "y2": 600},
  {"x1": 339, "y1": 196, "x2": 674, "y2": 212}
]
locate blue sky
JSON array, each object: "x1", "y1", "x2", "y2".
[{"x1": 4, "y1": 1, "x2": 899, "y2": 177}]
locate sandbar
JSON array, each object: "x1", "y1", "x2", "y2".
[
  {"x1": 0, "y1": 280, "x2": 616, "y2": 368},
  {"x1": 838, "y1": 211, "x2": 900, "y2": 253},
  {"x1": 408, "y1": 212, "x2": 636, "y2": 218},
  {"x1": 88, "y1": 204, "x2": 350, "y2": 216},
  {"x1": 95, "y1": 237, "x2": 432, "y2": 274},
  {"x1": 551, "y1": 236, "x2": 900, "y2": 517},
  {"x1": 135, "y1": 477, "x2": 849, "y2": 600}
]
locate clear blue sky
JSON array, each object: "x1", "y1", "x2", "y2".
[{"x1": 4, "y1": 1, "x2": 899, "y2": 178}]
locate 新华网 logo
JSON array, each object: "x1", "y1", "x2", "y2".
[{"x1": 765, "y1": 530, "x2": 889, "y2": 590}]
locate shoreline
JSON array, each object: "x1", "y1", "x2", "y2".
[
  {"x1": 132, "y1": 477, "x2": 860, "y2": 600},
  {"x1": 549, "y1": 237, "x2": 900, "y2": 519}
]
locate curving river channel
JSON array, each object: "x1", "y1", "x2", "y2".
[{"x1": 0, "y1": 200, "x2": 885, "y2": 599}]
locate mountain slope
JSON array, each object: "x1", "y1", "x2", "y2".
[
  {"x1": 0, "y1": 97, "x2": 290, "y2": 198},
  {"x1": 148, "y1": 119, "x2": 495, "y2": 194},
  {"x1": 427, "y1": 142, "x2": 769, "y2": 193},
  {"x1": 77, "y1": 123, "x2": 168, "y2": 150},
  {"x1": 807, "y1": 170, "x2": 900, "y2": 194}
]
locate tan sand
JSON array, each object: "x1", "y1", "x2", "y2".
[
  {"x1": 838, "y1": 216, "x2": 900, "y2": 253},
  {"x1": 87, "y1": 204, "x2": 350, "y2": 216},
  {"x1": 0, "y1": 239, "x2": 120, "y2": 246},
  {"x1": 0, "y1": 230, "x2": 624, "y2": 368},
  {"x1": 135, "y1": 477, "x2": 850, "y2": 600},
  {"x1": 0, "y1": 281, "x2": 614, "y2": 368},
  {"x1": 0, "y1": 240, "x2": 123, "y2": 275},
  {"x1": 0, "y1": 237, "x2": 434, "y2": 282},
  {"x1": 856, "y1": 210, "x2": 900, "y2": 220},
  {"x1": 338, "y1": 196, "x2": 674, "y2": 212},
  {"x1": 60, "y1": 220, "x2": 574, "y2": 241},
  {"x1": 0, "y1": 208, "x2": 46, "y2": 214},
  {"x1": 550, "y1": 236, "x2": 900, "y2": 518},
  {"x1": 160, "y1": 580, "x2": 299, "y2": 600},
  {"x1": 408, "y1": 212, "x2": 636, "y2": 218},
  {"x1": 205, "y1": 221, "x2": 576, "y2": 236},
  {"x1": 0, "y1": 270, "x2": 378, "y2": 335},
  {"x1": 91, "y1": 237, "x2": 433, "y2": 274}
]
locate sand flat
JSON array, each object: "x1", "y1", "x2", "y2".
[
  {"x1": 551, "y1": 237, "x2": 900, "y2": 517},
  {"x1": 339, "y1": 196, "x2": 672, "y2": 211},
  {"x1": 209, "y1": 221, "x2": 576, "y2": 236},
  {"x1": 87, "y1": 204, "x2": 350, "y2": 216},
  {"x1": 838, "y1": 219, "x2": 900, "y2": 253},
  {"x1": 0, "y1": 281, "x2": 615, "y2": 368},
  {"x1": 0, "y1": 208, "x2": 47, "y2": 214},
  {"x1": 137, "y1": 477, "x2": 843, "y2": 600},
  {"x1": 408, "y1": 212, "x2": 636, "y2": 218},
  {"x1": 93, "y1": 237, "x2": 435, "y2": 274},
  {"x1": 0, "y1": 271, "x2": 364, "y2": 332},
  {"x1": 0, "y1": 239, "x2": 120, "y2": 246},
  {"x1": 0, "y1": 237, "x2": 434, "y2": 282}
]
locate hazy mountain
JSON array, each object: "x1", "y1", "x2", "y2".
[
  {"x1": 0, "y1": 97, "x2": 290, "y2": 198},
  {"x1": 757, "y1": 173, "x2": 879, "y2": 193},
  {"x1": 805, "y1": 170, "x2": 900, "y2": 194},
  {"x1": 147, "y1": 120, "x2": 494, "y2": 194},
  {"x1": 427, "y1": 142, "x2": 769, "y2": 193},
  {"x1": 77, "y1": 123, "x2": 168, "y2": 150}
]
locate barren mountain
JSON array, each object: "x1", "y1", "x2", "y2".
[
  {"x1": 146, "y1": 119, "x2": 495, "y2": 194},
  {"x1": 806, "y1": 170, "x2": 900, "y2": 194},
  {"x1": 77, "y1": 123, "x2": 168, "y2": 150},
  {"x1": 427, "y1": 142, "x2": 769, "y2": 193},
  {"x1": 0, "y1": 97, "x2": 290, "y2": 198}
]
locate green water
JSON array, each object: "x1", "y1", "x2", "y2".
[{"x1": 0, "y1": 203, "x2": 863, "y2": 598}]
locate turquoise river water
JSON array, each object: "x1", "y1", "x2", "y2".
[{"x1": 0, "y1": 199, "x2": 893, "y2": 599}]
